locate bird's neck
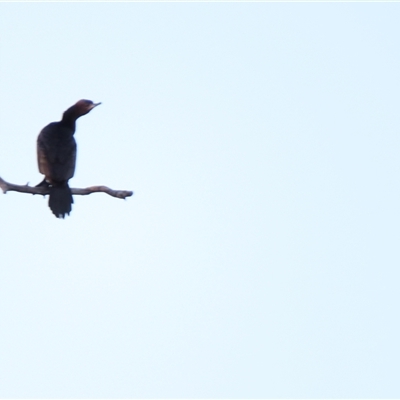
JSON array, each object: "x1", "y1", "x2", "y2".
[{"x1": 60, "y1": 106, "x2": 80, "y2": 131}]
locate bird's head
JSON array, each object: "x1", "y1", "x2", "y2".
[{"x1": 74, "y1": 99, "x2": 101, "y2": 117}]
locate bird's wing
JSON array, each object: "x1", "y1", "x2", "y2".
[{"x1": 37, "y1": 133, "x2": 51, "y2": 177}]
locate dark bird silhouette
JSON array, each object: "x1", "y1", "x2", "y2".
[{"x1": 36, "y1": 99, "x2": 101, "y2": 218}]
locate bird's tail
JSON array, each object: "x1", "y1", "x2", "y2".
[{"x1": 49, "y1": 184, "x2": 73, "y2": 219}]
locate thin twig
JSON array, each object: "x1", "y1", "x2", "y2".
[{"x1": 0, "y1": 176, "x2": 133, "y2": 199}]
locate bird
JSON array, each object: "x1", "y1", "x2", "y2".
[{"x1": 36, "y1": 99, "x2": 101, "y2": 218}]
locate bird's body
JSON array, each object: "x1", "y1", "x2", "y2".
[
  {"x1": 37, "y1": 122, "x2": 77, "y2": 184},
  {"x1": 37, "y1": 99, "x2": 100, "y2": 218}
]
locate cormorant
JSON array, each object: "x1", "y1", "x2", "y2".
[{"x1": 36, "y1": 99, "x2": 101, "y2": 218}]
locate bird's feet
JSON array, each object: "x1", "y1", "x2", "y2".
[{"x1": 35, "y1": 179, "x2": 51, "y2": 188}]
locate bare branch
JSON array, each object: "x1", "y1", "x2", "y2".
[{"x1": 0, "y1": 176, "x2": 133, "y2": 199}]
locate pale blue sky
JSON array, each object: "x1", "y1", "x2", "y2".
[{"x1": 0, "y1": 2, "x2": 399, "y2": 398}]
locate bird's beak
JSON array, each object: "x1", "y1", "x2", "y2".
[{"x1": 92, "y1": 102, "x2": 101, "y2": 108}]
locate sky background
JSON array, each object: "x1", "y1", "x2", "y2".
[{"x1": 0, "y1": 2, "x2": 399, "y2": 398}]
